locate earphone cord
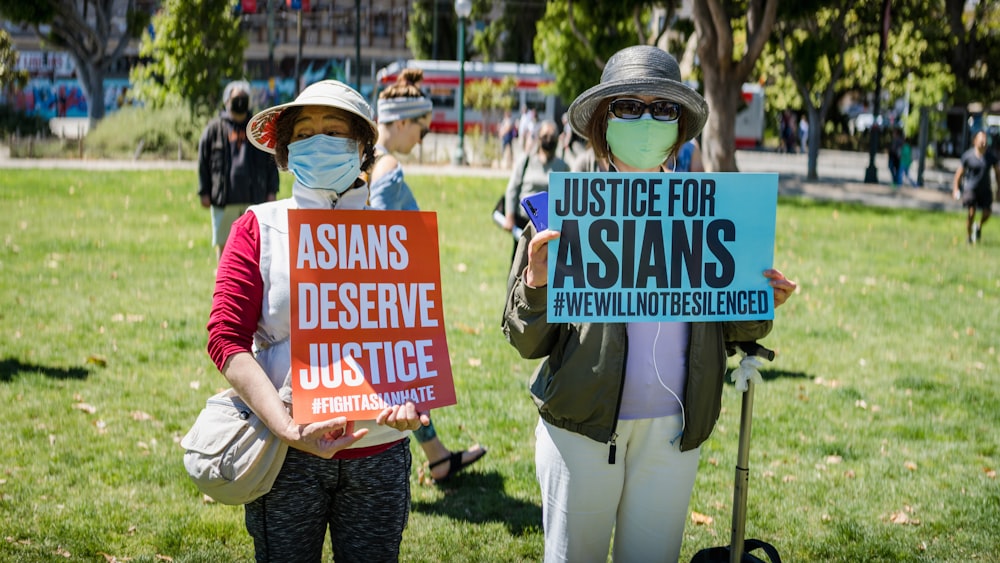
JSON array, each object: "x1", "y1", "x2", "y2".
[{"x1": 652, "y1": 323, "x2": 686, "y2": 445}]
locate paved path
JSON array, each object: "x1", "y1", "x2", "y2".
[{"x1": 0, "y1": 145, "x2": 966, "y2": 213}]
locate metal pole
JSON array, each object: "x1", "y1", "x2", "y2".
[
  {"x1": 295, "y1": 9, "x2": 303, "y2": 95},
  {"x1": 729, "y1": 379, "x2": 756, "y2": 563},
  {"x1": 355, "y1": 0, "x2": 361, "y2": 91},
  {"x1": 432, "y1": 0, "x2": 439, "y2": 60},
  {"x1": 453, "y1": 18, "x2": 466, "y2": 165},
  {"x1": 266, "y1": 0, "x2": 275, "y2": 77},
  {"x1": 864, "y1": 0, "x2": 891, "y2": 184}
]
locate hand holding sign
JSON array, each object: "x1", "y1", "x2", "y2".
[
  {"x1": 376, "y1": 401, "x2": 431, "y2": 432},
  {"x1": 525, "y1": 229, "x2": 561, "y2": 288},
  {"x1": 764, "y1": 268, "x2": 797, "y2": 308},
  {"x1": 286, "y1": 416, "x2": 369, "y2": 459}
]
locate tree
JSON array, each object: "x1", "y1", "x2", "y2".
[
  {"x1": 534, "y1": 1, "x2": 675, "y2": 108},
  {"x1": 129, "y1": 0, "x2": 246, "y2": 119},
  {"x1": 0, "y1": 28, "x2": 29, "y2": 92},
  {"x1": 0, "y1": 0, "x2": 148, "y2": 124},
  {"x1": 475, "y1": 0, "x2": 552, "y2": 63},
  {"x1": 942, "y1": 0, "x2": 1000, "y2": 105},
  {"x1": 463, "y1": 75, "x2": 517, "y2": 164},
  {"x1": 692, "y1": 0, "x2": 778, "y2": 172},
  {"x1": 768, "y1": 0, "x2": 855, "y2": 180}
]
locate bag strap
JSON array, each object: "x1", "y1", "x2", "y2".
[{"x1": 743, "y1": 539, "x2": 782, "y2": 563}]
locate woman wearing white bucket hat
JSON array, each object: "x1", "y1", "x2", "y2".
[
  {"x1": 503, "y1": 46, "x2": 797, "y2": 562},
  {"x1": 207, "y1": 80, "x2": 426, "y2": 562}
]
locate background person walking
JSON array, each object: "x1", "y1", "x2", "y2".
[
  {"x1": 197, "y1": 80, "x2": 279, "y2": 260},
  {"x1": 952, "y1": 130, "x2": 1000, "y2": 244}
]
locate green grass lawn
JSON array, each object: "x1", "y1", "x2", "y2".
[{"x1": 0, "y1": 168, "x2": 997, "y2": 562}]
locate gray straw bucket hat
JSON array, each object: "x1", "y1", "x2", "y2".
[
  {"x1": 247, "y1": 80, "x2": 377, "y2": 154},
  {"x1": 567, "y1": 45, "x2": 708, "y2": 143}
]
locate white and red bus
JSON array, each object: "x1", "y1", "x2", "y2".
[
  {"x1": 375, "y1": 59, "x2": 558, "y2": 134},
  {"x1": 735, "y1": 82, "x2": 765, "y2": 149}
]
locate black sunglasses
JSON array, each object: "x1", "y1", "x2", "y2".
[{"x1": 608, "y1": 98, "x2": 681, "y2": 122}]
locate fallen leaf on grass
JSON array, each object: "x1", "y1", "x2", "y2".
[
  {"x1": 189, "y1": 380, "x2": 201, "y2": 390},
  {"x1": 888, "y1": 511, "x2": 921, "y2": 526},
  {"x1": 690, "y1": 511, "x2": 714, "y2": 526},
  {"x1": 131, "y1": 411, "x2": 154, "y2": 421},
  {"x1": 467, "y1": 358, "x2": 482, "y2": 367},
  {"x1": 73, "y1": 402, "x2": 97, "y2": 414},
  {"x1": 904, "y1": 461, "x2": 918, "y2": 471},
  {"x1": 86, "y1": 355, "x2": 108, "y2": 367},
  {"x1": 454, "y1": 322, "x2": 479, "y2": 335},
  {"x1": 99, "y1": 552, "x2": 133, "y2": 562},
  {"x1": 5, "y1": 536, "x2": 29, "y2": 545},
  {"x1": 54, "y1": 546, "x2": 71, "y2": 557},
  {"x1": 154, "y1": 555, "x2": 174, "y2": 561},
  {"x1": 825, "y1": 455, "x2": 843, "y2": 464},
  {"x1": 984, "y1": 467, "x2": 996, "y2": 479}
]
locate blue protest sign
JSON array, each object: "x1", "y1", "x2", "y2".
[{"x1": 546, "y1": 172, "x2": 777, "y2": 322}]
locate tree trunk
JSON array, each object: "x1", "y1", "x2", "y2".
[
  {"x1": 700, "y1": 69, "x2": 741, "y2": 172},
  {"x1": 70, "y1": 53, "x2": 107, "y2": 125},
  {"x1": 807, "y1": 107, "x2": 822, "y2": 180},
  {"x1": 693, "y1": 0, "x2": 778, "y2": 173}
]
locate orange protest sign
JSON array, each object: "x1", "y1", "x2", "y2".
[{"x1": 288, "y1": 209, "x2": 456, "y2": 422}]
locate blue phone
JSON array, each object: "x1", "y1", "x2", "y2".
[{"x1": 520, "y1": 192, "x2": 549, "y2": 231}]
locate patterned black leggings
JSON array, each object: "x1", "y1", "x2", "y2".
[{"x1": 244, "y1": 439, "x2": 412, "y2": 563}]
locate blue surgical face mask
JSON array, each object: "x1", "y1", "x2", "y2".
[
  {"x1": 605, "y1": 115, "x2": 679, "y2": 170},
  {"x1": 287, "y1": 135, "x2": 362, "y2": 193}
]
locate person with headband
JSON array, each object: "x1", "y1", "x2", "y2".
[
  {"x1": 197, "y1": 80, "x2": 279, "y2": 260},
  {"x1": 370, "y1": 67, "x2": 489, "y2": 483},
  {"x1": 501, "y1": 46, "x2": 798, "y2": 562},
  {"x1": 207, "y1": 80, "x2": 427, "y2": 561}
]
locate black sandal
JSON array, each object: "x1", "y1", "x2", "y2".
[{"x1": 428, "y1": 447, "x2": 487, "y2": 482}]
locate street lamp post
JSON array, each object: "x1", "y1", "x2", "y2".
[
  {"x1": 864, "y1": 0, "x2": 891, "y2": 184},
  {"x1": 452, "y1": 0, "x2": 472, "y2": 166}
]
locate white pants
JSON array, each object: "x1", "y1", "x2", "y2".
[{"x1": 535, "y1": 416, "x2": 700, "y2": 563}]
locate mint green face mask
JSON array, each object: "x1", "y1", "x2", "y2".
[{"x1": 606, "y1": 116, "x2": 679, "y2": 170}]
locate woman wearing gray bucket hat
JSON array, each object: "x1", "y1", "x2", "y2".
[
  {"x1": 503, "y1": 46, "x2": 797, "y2": 562},
  {"x1": 207, "y1": 80, "x2": 426, "y2": 561}
]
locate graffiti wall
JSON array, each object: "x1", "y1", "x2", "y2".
[{"x1": 1, "y1": 55, "x2": 358, "y2": 119}]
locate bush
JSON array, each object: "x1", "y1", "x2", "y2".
[
  {"x1": 0, "y1": 104, "x2": 49, "y2": 137},
  {"x1": 85, "y1": 104, "x2": 203, "y2": 160}
]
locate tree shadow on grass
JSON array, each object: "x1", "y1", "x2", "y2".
[
  {"x1": 0, "y1": 357, "x2": 90, "y2": 382},
  {"x1": 410, "y1": 470, "x2": 541, "y2": 535}
]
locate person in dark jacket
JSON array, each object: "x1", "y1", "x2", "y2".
[
  {"x1": 198, "y1": 80, "x2": 280, "y2": 259},
  {"x1": 502, "y1": 45, "x2": 798, "y2": 563}
]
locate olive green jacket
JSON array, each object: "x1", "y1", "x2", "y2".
[{"x1": 502, "y1": 232, "x2": 772, "y2": 453}]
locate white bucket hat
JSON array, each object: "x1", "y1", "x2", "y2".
[
  {"x1": 567, "y1": 45, "x2": 708, "y2": 143},
  {"x1": 247, "y1": 80, "x2": 377, "y2": 154}
]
